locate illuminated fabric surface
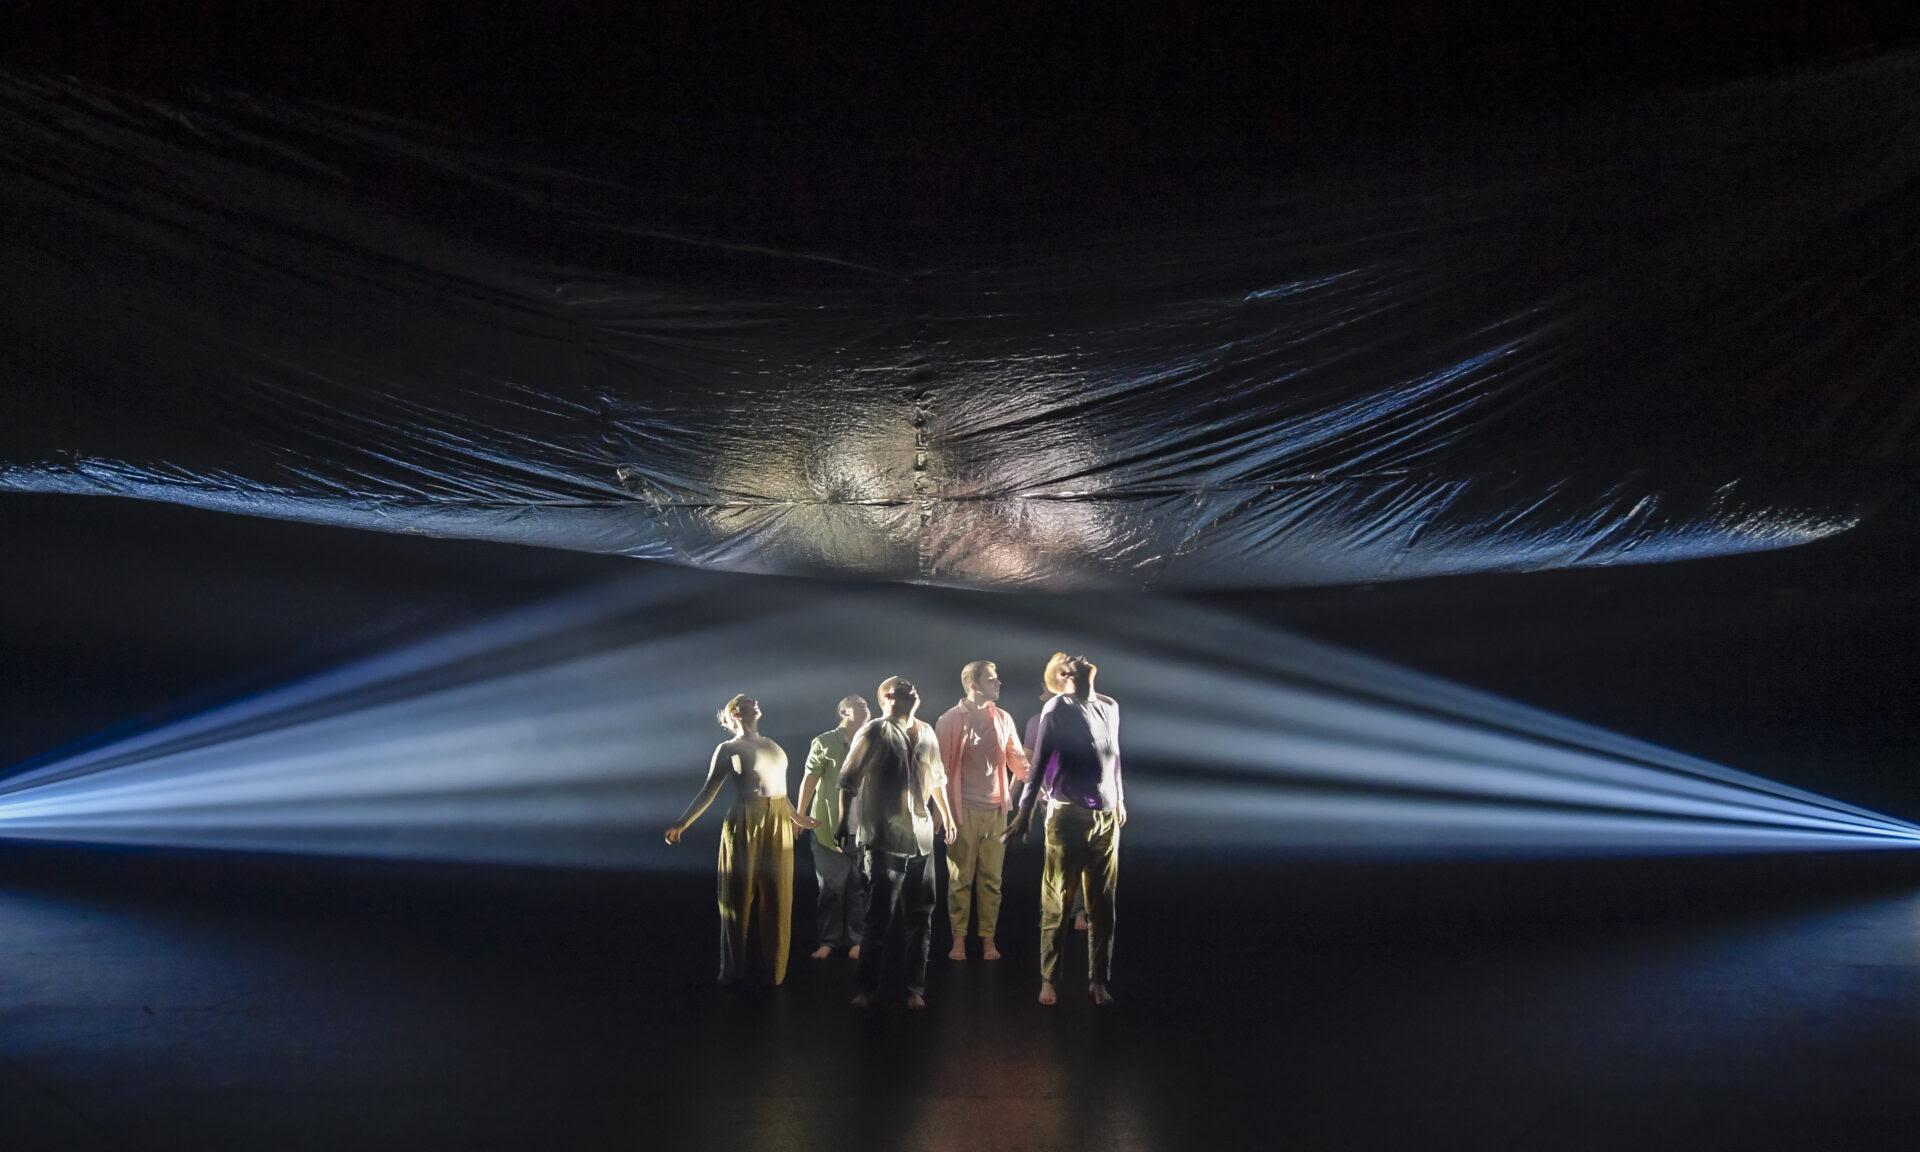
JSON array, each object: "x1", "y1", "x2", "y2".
[{"x1": 2, "y1": 56, "x2": 1916, "y2": 590}]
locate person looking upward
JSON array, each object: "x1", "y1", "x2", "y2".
[
  {"x1": 666, "y1": 694, "x2": 800, "y2": 986},
  {"x1": 1026, "y1": 651, "x2": 1086, "y2": 933},
  {"x1": 1004, "y1": 656, "x2": 1125, "y2": 1007},
  {"x1": 836, "y1": 676, "x2": 956, "y2": 1010}
]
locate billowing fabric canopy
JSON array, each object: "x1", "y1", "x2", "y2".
[{"x1": 2, "y1": 58, "x2": 1915, "y2": 590}]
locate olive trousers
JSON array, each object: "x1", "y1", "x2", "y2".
[
  {"x1": 1038, "y1": 803, "x2": 1119, "y2": 984},
  {"x1": 717, "y1": 796, "x2": 795, "y2": 985},
  {"x1": 946, "y1": 807, "x2": 1009, "y2": 939}
]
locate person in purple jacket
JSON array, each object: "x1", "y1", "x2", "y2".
[
  {"x1": 1025, "y1": 652, "x2": 1086, "y2": 933},
  {"x1": 1003, "y1": 654, "x2": 1126, "y2": 1007}
]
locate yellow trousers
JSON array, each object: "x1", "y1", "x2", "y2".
[
  {"x1": 1039, "y1": 803, "x2": 1118, "y2": 984},
  {"x1": 946, "y1": 807, "x2": 1008, "y2": 938},
  {"x1": 717, "y1": 795, "x2": 794, "y2": 985}
]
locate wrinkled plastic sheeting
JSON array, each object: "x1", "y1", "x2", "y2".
[{"x1": 1, "y1": 60, "x2": 1916, "y2": 590}]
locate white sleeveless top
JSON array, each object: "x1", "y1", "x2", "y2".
[{"x1": 724, "y1": 737, "x2": 790, "y2": 800}]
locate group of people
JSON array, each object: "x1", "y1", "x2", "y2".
[{"x1": 664, "y1": 652, "x2": 1125, "y2": 1008}]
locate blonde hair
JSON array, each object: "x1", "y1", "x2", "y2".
[
  {"x1": 960, "y1": 660, "x2": 996, "y2": 693},
  {"x1": 717, "y1": 693, "x2": 752, "y2": 734},
  {"x1": 1042, "y1": 652, "x2": 1073, "y2": 696}
]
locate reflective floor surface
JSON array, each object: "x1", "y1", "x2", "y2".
[{"x1": 2, "y1": 845, "x2": 1918, "y2": 1151}]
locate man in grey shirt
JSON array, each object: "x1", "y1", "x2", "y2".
[{"x1": 836, "y1": 676, "x2": 957, "y2": 1009}]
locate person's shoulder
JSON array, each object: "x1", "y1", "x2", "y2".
[
  {"x1": 1095, "y1": 693, "x2": 1117, "y2": 707},
  {"x1": 934, "y1": 702, "x2": 967, "y2": 726},
  {"x1": 811, "y1": 727, "x2": 843, "y2": 746}
]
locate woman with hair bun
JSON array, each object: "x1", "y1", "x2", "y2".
[{"x1": 665, "y1": 694, "x2": 798, "y2": 985}]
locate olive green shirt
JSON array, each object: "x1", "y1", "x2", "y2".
[{"x1": 804, "y1": 727, "x2": 854, "y2": 848}]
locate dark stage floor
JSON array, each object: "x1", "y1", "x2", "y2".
[{"x1": 3, "y1": 844, "x2": 1919, "y2": 1151}]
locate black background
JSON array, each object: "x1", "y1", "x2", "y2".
[{"x1": 3, "y1": 0, "x2": 1918, "y2": 812}]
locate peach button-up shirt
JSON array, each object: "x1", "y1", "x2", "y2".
[{"x1": 935, "y1": 699, "x2": 1030, "y2": 815}]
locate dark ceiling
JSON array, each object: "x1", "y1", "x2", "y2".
[{"x1": 1, "y1": 4, "x2": 1915, "y2": 806}]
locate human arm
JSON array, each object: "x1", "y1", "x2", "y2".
[
  {"x1": 931, "y1": 784, "x2": 958, "y2": 846},
  {"x1": 1000, "y1": 708, "x2": 1031, "y2": 793},
  {"x1": 934, "y1": 709, "x2": 964, "y2": 821},
  {"x1": 665, "y1": 743, "x2": 732, "y2": 844},
  {"x1": 792, "y1": 735, "x2": 833, "y2": 830},
  {"x1": 1002, "y1": 706, "x2": 1054, "y2": 846},
  {"x1": 794, "y1": 771, "x2": 820, "y2": 830},
  {"x1": 834, "y1": 726, "x2": 874, "y2": 845},
  {"x1": 923, "y1": 724, "x2": 957, "y2": 845},
  {"x1": 1110, "y1": 699, "x2": 1126, "y2": 826}
]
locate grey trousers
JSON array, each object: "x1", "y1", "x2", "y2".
[
  {"x1": 856, "y1": 849, "x2": 936, "y2": 997},
  {"x1": 809, "y1": 833, "x2": 869, "y2": 948}
]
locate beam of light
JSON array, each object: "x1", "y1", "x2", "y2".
[{"x1": 0, "y1": 567, "x2": 1915, "y2": 869}]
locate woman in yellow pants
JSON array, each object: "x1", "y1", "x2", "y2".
[{"x1": 666, "y1": 694, "x2": 799, "y2": 985}]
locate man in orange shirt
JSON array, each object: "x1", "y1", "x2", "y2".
[{"x1": 934, "y1": 660, "x2": 1030, "y2": 961}]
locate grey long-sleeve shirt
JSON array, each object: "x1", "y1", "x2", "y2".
[{"x1": 839, "y1": 716, "x2": 947, "y2": 856}]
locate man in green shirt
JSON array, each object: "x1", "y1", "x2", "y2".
[{"x1": 793, "y1": 694, "x2": 871, "y2": 959}]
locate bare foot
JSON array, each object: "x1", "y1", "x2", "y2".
[
  {"x1": 851, "y1": 992, "x2": 873, "y2": 1009},
  {"x1": 810, "y1": 945, "x2": 833, "y2": 960},
  {"x1": 1073, "y1": 912, "x2": 1088, "y2": 931},
  {"x1": 905, "y1": 992, "x2": 927, "y2": 1010},
  {"x1": 1090, "y1": 982, "x2": 1115, "y2": 1006},
  {"x1": 982, "y1": 938, "x2": 1001, "y2": 960},
  {"x1": 1038, "y1": 980, "x2": 1057, "y2": 1006},
  {"x1": 848, "y1": 944, "x2": 861, "y2": 961},
  {"x1": 947, "y1": 939, "x2": 967, "y2": 960}
]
